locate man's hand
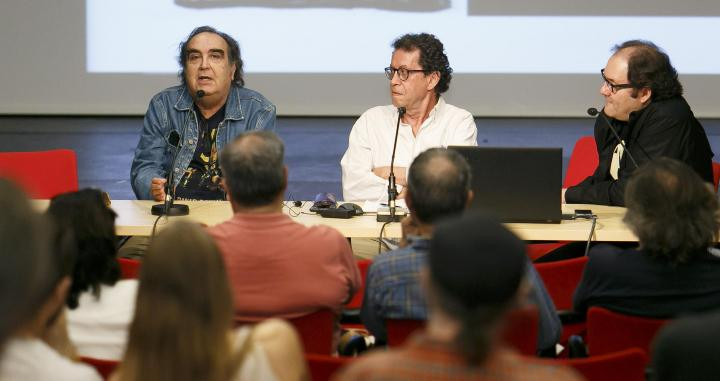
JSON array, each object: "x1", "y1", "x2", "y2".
[
  {"x1": 561, "y1": 188, "x2": 567, "y2": 204},
  {"x1": 372, "y1": 166, "x2": 408, "y2": 186},
  {"x1": 151, "y1": 177, "x2": 167, "y2": 202}
]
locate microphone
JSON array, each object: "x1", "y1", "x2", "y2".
[
  {"x1": 150, "y1": 91, "x2": 205, "y2": 217},
  {"x1": 587, "y1": 107, "x2": 639, "y2": 169},
  {"x1": 378, "y1": 107, "x2": 407, "y2": 222}
]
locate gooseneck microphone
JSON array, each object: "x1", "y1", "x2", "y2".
[
  {"x1": 587, "y1": 107, "x2": 639, "y2": 169},
  {"x1": 150, "y1": 90, "x2": 206, "y2": 216},
  {"x1": 377, "y1": 107, "x2": 407, "y2": 223}
]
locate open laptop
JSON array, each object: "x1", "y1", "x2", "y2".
[{"x1": 449, "y1": 146, "x2": 563, "y2": 223}]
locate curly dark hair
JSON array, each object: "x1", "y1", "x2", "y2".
[
  {"x1": 178, "y1": 25, "x2": 244, "y2": 87},
  {"x1": 46, "y1": 189, "x2": 120, "y2": 309},
  {"x1": 623, "y1": 158, "x2": 719, "y2": 265},
  {"x1": 613, "y1": 40, "x2": 683, "y2": 101},
  {"x1": 392, "y1": 33, "x2": 452, "y2": 95}
]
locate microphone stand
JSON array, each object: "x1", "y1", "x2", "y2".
[
  {"x1": 587, "y1": 107, "x2": 639, "y2": 169},
  {"x1": 377, "y1": 107, "x2": 407, "y2": 222},
  {"x1": 151, "y1": 90, "x2": 205, "y2": 216}
]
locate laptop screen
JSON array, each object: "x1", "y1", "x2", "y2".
[{"x1": 449, "y1": 146, "x2": 563, "y2": 223}]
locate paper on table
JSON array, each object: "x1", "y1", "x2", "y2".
[{"x1": 362, "y1": 199, "x2": 407, "y2": 213}]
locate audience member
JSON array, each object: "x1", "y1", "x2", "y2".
[
  {"x1": 338, "y1": 212, "x2": 581, "y2": 381},
  {"x1": 115, "y1": 221, "x2": 307, "y2": 381},
  {"x1": 361, "y1": 148, "x2": 560, "y2": 353},
  {"x1": 46, "y1": 189, "x2": 137, "y2": 360},
  {"x1": 574, "y1": 158, "x2": 720, "y2": 316},
  {"x1": 651, "y1": 309, "x2": 720, "y2": 381},
  {"x1": 207, "y1": 131, "x2": 361, "y2": 328},
  {"x1": 0, "y1": 179, "x2": 101, "y2": 380}
]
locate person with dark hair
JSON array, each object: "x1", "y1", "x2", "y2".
[
  {"x1": 0, "y1": 180, "x2": 101, "y2": 380},
  {"x1": 574, "y1": 158, "x2": 720, "y2": 316},
  {"x1": 115, "y1": 221, "x2": 308, "y2": 381},
  {"x1": 45, "y1": 189, "x2": 138, "y2": 360},
  {"x1": 207, "y1": 131, "x2": 361, "y2": 342},
  {"x1": 340, "y1": 213, "x2": 581, "y2": 380},
  {"x1": 565, "y1": 39, "x2": 713, "y2": 206},
  {"x1": 360, "y1": 148, "x2": 561, "y2": 353},
  {"x1": 341, "y1": 32, "x2": 477, "y2": 202},
  {"x1": 131, "y1": 25, "x2": 276, "y2": 202}
]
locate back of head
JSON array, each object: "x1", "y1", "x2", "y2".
[
  {"x1": 624, "y1": 157, "x2": 718, "y2": 265},
  {"x1": 613, "y1": 40, "x2": 683, "y2": 101},
  {"x1": 429, "y1": 212, "x2": 526, "y2": 364},
  {"x1": 0, "y1": 179, "x2": 54, "y2": 351},
  {"x1": 407, "y1": 148, "x2": 471, "y2": 224},
  {"x1": 392, "y1": 33, "x2": 452, "y2": 95},
  {"x1": 220, "y1": 131, "x2": 286, "y2": 208},
  {"x1": 121, "y1": 221, "x2": 235, "y2": 381},
  {"x1": 46, "y1": 189, "x2": 120, "y2": 309}
]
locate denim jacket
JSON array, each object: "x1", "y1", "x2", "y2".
[{"x1": 130, "y1": 84, "x2": 276, "y2": 199}]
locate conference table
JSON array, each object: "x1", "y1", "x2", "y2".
[{"x1": 34, "y1": 200, "x2": 637, "y2": 242}]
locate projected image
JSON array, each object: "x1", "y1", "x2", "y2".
[
  {"x1": 176, "y1": 0, "x2": 450, "y2": 12},
  {"x1": 87, "y1": 0, "x2": 720, "y2": 75},
  {"x1": 468, "y1": 0, "x2": 720, "y2": 15}
]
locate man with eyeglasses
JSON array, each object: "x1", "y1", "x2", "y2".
[
  {"x1": 340, "y1": 33, "x2": 477, "y2": 202},
  {"x1": 564, "y1": 40, "x2": 713, "y2": 206}
]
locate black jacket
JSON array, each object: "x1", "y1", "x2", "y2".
[{"x1": 565, "y1": 96, "x2": 713, "y2": 206}]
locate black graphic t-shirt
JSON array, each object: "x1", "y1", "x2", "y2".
[{"x1": 175, "y1": 105, "x2": 226, "y2": 200}]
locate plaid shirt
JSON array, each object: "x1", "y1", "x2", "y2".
[
  {"x1": 361, "y1": 236, "x2": 430, "y2": 343},
  {"x1": 336, "y1": 334, "x2": 583, "y2": 381}
]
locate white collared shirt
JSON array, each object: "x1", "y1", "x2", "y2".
[{"x1": 340, "y1": 98, "x2": 478, "y2": 202}]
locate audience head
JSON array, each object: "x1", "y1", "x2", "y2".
[
  {"x1": 624, "y1": 158, "x2": 719, "y2": 265},
  {"x1": 426, "y1": 212, "x2": 527, "y2": 364},
  {"x1": 0, "y1": 179, "x2": 74, "y2": 345},
  {"x1": 120, "y1": 221, "x2": 237, "y2": 381},
  {"x1": 46, "y1": 189, "x2": 120, "y2": 309},
  {"x1": 406, "y1": 148, "x2": 472, "y2": 224},
  {"x1": 220, "y1": 131, "x2": 286, "y2": 208}
]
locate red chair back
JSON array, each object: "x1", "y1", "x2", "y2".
[
  {"x1": 288, "y1": 309, "x2": 335, "y2": 354},
  {"x1": 557, "y1": 348, "x2": 648, "y2": 381},
  {"x1": 344, "y1": 259, "x2": 372, "y2": 310},
  {"x1": 564, "y1": 136, "x2": 598, "y2": 188},
  {"x1": 712, "y1": 161, "x2": 720, "y2": 192},
  {"x1": 587, "y1": 306, "x2": 668, "y2": 356},
  {"x1": 305, "y1": 353, "x2": 354, "y2": 381},
  {"x1": 0, "y1": 149, "x2": 78, "y2": 198},
  {"x1": 386, "y1": 307, "x2": 538, "y2": 356},
  {"x1": 79, "y1": 356, "x2": 119, "y2": 380},
  {"x1": 117, "y1": 258, "x2": 141, "y2": 279},
  {"x1": 534, "y1": 256, "x2": 589, "y2": 311}
]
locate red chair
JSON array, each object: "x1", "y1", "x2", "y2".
[
  {"x1": 0, "y1": 149, "x2": 78, "y2": 198},
  {"x1": 79, "y1": 356, "x2": 119, "y2": 380},
  {"x1": 237, "y1": 309, "x2": 335, "y2": 355},
  {"x1": 344, "y1": 259, "x2": 372, "y2": 310},
  {"x1": 712, "y1": 161, "x2": 720, "y2": 192},
  {"x1": 386, "y1": 307, "x2": 538, "y2": 356},
  {"x1": 586, "y1": 306, "x2": 668, "y2": 357},
  {"x1": 305, "y1": 353, "x2": 355, "y2": 381},
  {"x1": 117, "y1": 258, "x2": 141, "y2": 279},
  {"x1": 556, "y1": 348, "x2": 648, "y2": 381},
  {"x1": 564, "y1": 136, "x2": 598, "y2": 188},
  {"x1": 534, "y1": 257, "x2": 589, "y2": 311}
]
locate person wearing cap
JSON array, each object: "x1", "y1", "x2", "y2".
[
  {"x1": 360, "y1": 148, "x2": 561, "y2": 354},
  {"x1": 340, "y1": 33, "x2": 477, "y2": 203},
  {"x1": 338, "y1": 212, "x2": 581, "y2": 380}
]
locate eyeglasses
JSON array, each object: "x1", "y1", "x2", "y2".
[
  {"x1": 385, "y1": 66, "x2": 426, "y2": 81},
  {"x1": 601, "y1": 69, "x2": 634, "y2": 94}
]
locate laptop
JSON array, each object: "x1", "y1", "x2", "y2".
[{"x1": 448, "y1": 146, "x2": 563, "y2": 223}]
